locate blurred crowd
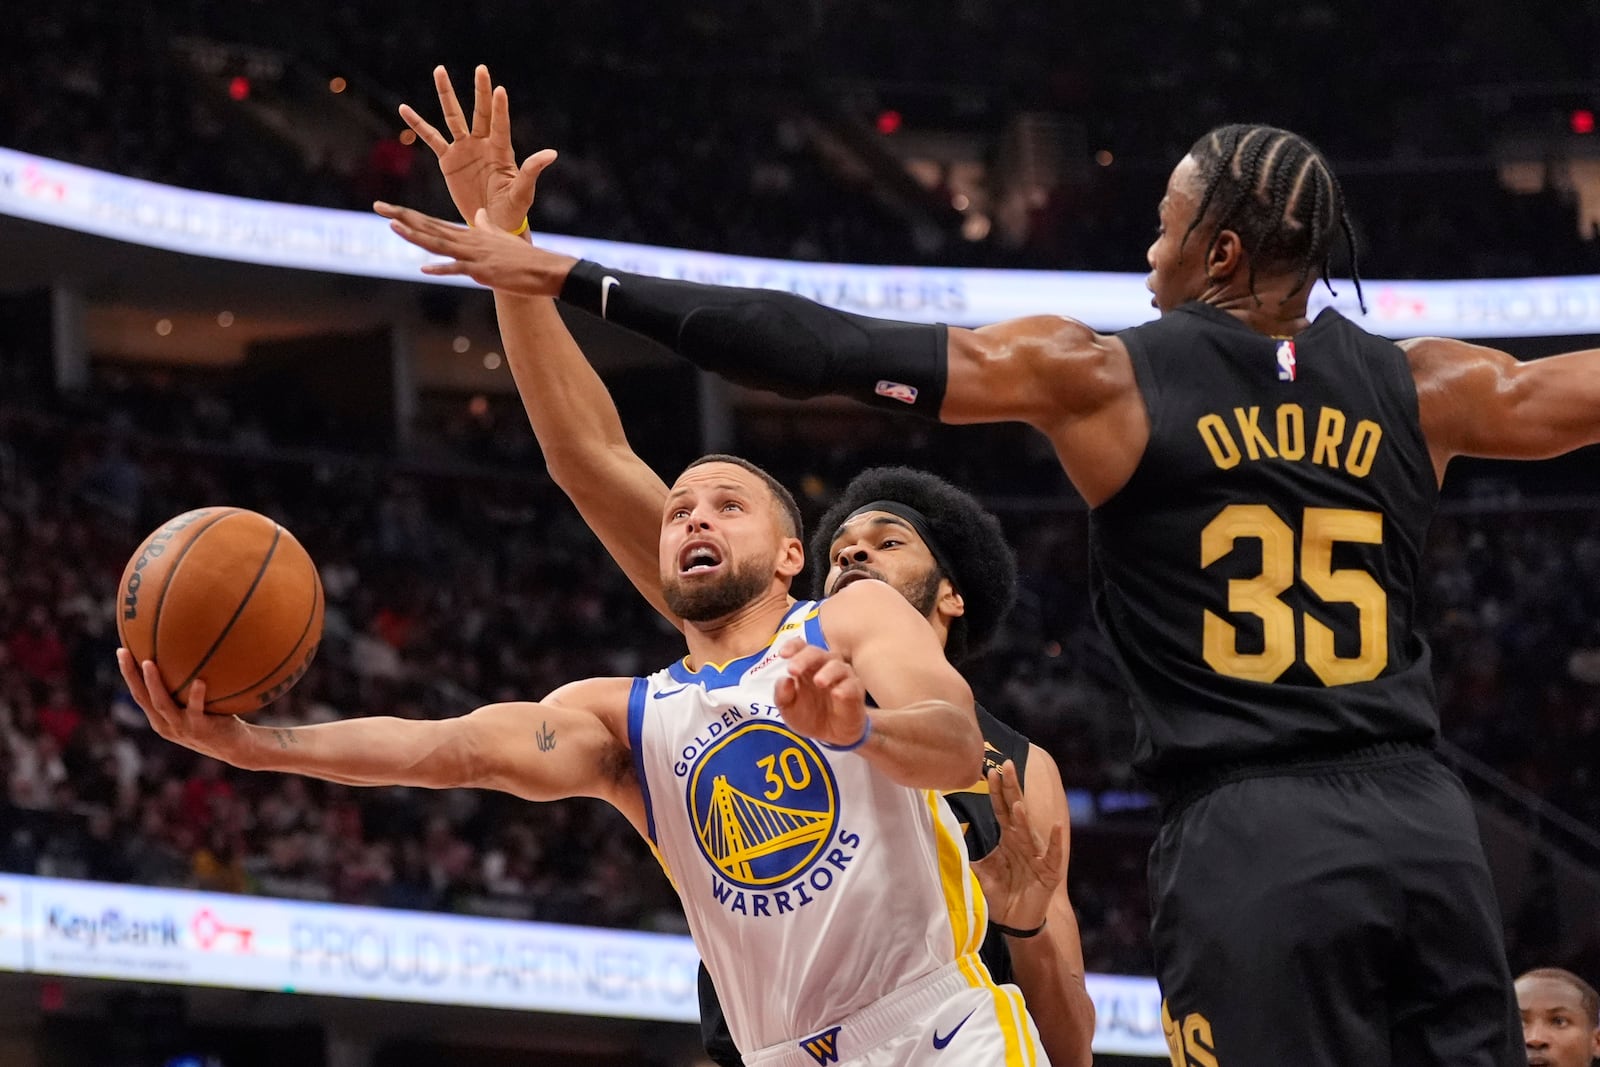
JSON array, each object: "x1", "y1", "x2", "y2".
[
  {"x1": 4, "y1": 0, "x2": 1600, "y2": 275},
  {"x1": 0, "y1": 356, "x2": 1597, "y2": 979},
  {"x1": 2, "y1": 0, "x2": 1599, "y2": 981}
]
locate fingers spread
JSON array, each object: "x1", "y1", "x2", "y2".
[
  {"x1": 491, "y1": 85, "x2": 513, "y2": 150},
  {"x1": 434, "y1": 65, "x2": 470, "y2": 139},
  {"x1": 398, "y1": 104, "x2": 450, "y2": 157},
  {"x1": 471, "y1": 64, "x2": 491, "y2": 138}
]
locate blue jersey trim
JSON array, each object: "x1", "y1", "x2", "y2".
[
  {"x1": 803, "y1": 605, "x2": 829, "y2": 651},
  {"x1": 627, "y1": 677, "x2": 657, "y2": 844},
  {"x1": 664, "y1": 602, "x2": 822, "y2": 687}
]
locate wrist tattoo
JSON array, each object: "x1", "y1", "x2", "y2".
[{"x1": 271, "y1": 729, "x2": 298, "y2": 751}]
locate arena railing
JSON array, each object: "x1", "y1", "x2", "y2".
[{"x1": 4, "y1": 147, "x2": 1600, "y2": 338}]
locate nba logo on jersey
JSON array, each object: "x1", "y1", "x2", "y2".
[
  {"x1": 799, "y1": 1025, "x2": 843, "y2": 1065},
  {"x1": 874, "y1": 379, "x2": 919, "y2": 404},
  {"x1": 1276, "y1": 340, "x2": 1298, "y2": 381}
]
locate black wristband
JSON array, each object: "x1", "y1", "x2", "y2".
[
  {"x1": 559, "y1": 261, "x2": 949, "y2": 417},
  {"x1": 992, "y1": 919, "x2": 1047, "y2": 939}
]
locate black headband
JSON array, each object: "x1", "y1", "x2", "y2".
[{"x1": 837, "y1": 500, "x2": 960, "y2": 592}]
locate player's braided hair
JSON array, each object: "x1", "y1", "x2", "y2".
[
  {"x1": 1184, "y1": 124, "x2": 1365, "y2": 312},
  {"x1": 810, "y1": 467, "x2": 1017, "y2": 663}
]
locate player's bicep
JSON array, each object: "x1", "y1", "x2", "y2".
[
  {"x1": 941, "y1": 316, "x2": 1124, "y2": 429},
  {"x1": 1405, "y1": 337, "x2": 1600, "y2": 462},
  {"x1": 463, "y1": 693, "x2": 632, "y2": 804},
  {"x1": 823, "y1": 582, "x2": 972, "y2": 710}
]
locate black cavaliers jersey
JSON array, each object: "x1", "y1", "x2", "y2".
[
  {"x1": 1090, "y1": 301, "x2": 1440, "y2": 783},
  {"x1": 696, "y1": 704, "x2": 1032, "y2": 1067}
]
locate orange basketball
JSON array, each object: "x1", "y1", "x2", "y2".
[{"x1": 116, "y1": 508, "x2": 325, "y2": 715}]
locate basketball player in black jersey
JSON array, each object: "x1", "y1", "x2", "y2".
[
  {"x1": 382, "y1": 109, "x2": 1600, "y2": 1065},
  {"x1": 385, "y1": 66, "x2": 1094, "y2": 1067}
]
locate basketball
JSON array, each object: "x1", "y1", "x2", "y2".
[{"x1": 116, "y1": 507, "x2": 325, "y2": 715}]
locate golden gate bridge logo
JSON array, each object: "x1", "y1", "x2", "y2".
[{"x1": 688, "y1": 722, "x2": 838, "y2": 889}]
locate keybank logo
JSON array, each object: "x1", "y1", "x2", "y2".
[{"x1": 47, "y1": 907, "x2": 181, "y2": 950}]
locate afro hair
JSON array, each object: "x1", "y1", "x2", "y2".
[{"x1": 810, "y1": 467, "x2": 1017, "y2": 662}]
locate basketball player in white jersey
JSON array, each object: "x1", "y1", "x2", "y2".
[{"x1": 117, "y1": 454, "x2": 1051, "y2": 1067}]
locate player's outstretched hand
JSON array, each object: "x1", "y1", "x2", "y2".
[
  {"x1": 116, "y1": 649, "x2": 248, "y2": 761},
  {"x1": 399, "y1": 64, "x2": 558, "y2": 233},
  {"x1": 971, "y1": 759, "x2": 1065, "y2": 934},
  {"x1": 376, "y1": 203, "x2": 575, "y2": 296},
  {"x1": 774, "y1": 638, "x2": 872, "y2": 750}
]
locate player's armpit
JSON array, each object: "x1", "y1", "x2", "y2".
[{"x1": 1404, "y1": 336, "x2": 1600, "y2": 469}]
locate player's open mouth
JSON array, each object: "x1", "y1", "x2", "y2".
[
  {"x1": 831, "y1": 568, "x2": 881, "y2": 593},
  {"x1": 678, "y1": 540, "x2": 724, "y2": 575}
]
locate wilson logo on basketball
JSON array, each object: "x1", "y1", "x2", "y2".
[{"x1": 120, "y1": 509, "x2": 218, "y2": 622}]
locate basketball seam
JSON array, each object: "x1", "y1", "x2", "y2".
[
  {"x1": 143, "y1": 508, "x2": 241, "y2": 663},
  {"x1": 173, "y1": 524, "x2": 283, "y2": 696},
  {"x1": 208, "y1": 551, "x2": 323, "y2": 705}
]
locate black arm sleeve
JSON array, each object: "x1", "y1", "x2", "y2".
[{"x1": 560, "y1": 260, "x2": 948, "y2": 417}]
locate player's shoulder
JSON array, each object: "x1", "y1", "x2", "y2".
[
  {"x1": 816, "y1": 577, "x2": 904, "y2": 621},
  {"x1": 541, "y1": 675, "x2": 638, "y2": 714}
]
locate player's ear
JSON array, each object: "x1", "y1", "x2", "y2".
[
  {"x1": 777, "y1": 536, "x2": 805, "y2": 580},
  {"x1": 938, "y1": 583, "x2": 965, "y2": 621},
  {"x1": 1206, "y1": 227, "x2": 1244, "y2": 283}
]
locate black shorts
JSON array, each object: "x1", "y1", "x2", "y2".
[{"x1": 1148, "y1": 745, "x2": 1522, "y2": 1067}]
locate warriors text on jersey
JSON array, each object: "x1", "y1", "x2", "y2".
[
  {"x1": 696, "y1": 705, "x2": 1034, "y2": 1066},
  {"x1": 629, "y1": 602, "x2": 1014, "y2": 1054},
  {"x1": 1090, "y1": 302, "x2": 1440, "y2": 782}
]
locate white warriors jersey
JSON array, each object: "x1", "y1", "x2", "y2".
[{"x1": 627, "y1": 601, "x2": 993, "y2": 1054}]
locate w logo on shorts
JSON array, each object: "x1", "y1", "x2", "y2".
[{"x1": 799, "y1": 1025, "x2": 842, "y2": 1065}]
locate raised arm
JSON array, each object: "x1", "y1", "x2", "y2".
[
  {"x1": 1402, "y1": 336, "x2": 1600, "y2": 481},
  {"x1": 396, "y1": 66, "x2": 681, "y2": 626},
  {"x1": 494, "y1": 292, "x2": 680, "y2": 626},
  {"x1": 373, "y1": 211, "x2": 1149, "y2": 505},
  {"x1": 777, "y1": 579, "x2": 982, "y2": 790},
  {"x1": 117, "y1": 652, "x2": 643, "y2": 824}
]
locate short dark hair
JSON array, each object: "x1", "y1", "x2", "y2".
[
  {"x1": 682, "y1": 454, "x2": 803, "y2": 539},
  {"x1": 811, "y1": 467, "x2": 1017, "y2": 662},
  {"x1": 1519, "y1": 967, "x2": 1600, "y2": 1025},
  {"x1": 1184, "y1": 123, "x2": 1365, "y2": 312}
]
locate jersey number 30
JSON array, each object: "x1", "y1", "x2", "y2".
[{"x1": 1201, "y1": 505, "x2": 1387, "y2": 686}]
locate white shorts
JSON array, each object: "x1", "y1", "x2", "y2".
[{"x1": 744, "y1": 957, "x2": 1049, "y2": 1067}]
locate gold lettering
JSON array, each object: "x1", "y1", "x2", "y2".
[
  {"x1": 1312, "y1": 407, "x2": 1347, "y2": 467},
  {"x1": 1183, "y1": 1013, "x2": 1220, "y2": 1067},
  {"x1": 1231, "y1": 407, "x2": 1278, "y2": 460},
  {"x1": 1161, "y1": 1000, "x2": 1185, "y2": 1067},
  {"x1": 1344, "y1": 419, "x2": 1382, "y2": 477},
  {"x1": 1275, "y1": 403, "x2": 1306, "y2": 460},
  {"x1": 1197, "y1": 415, "x2": 1242, "y2": 470}
]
